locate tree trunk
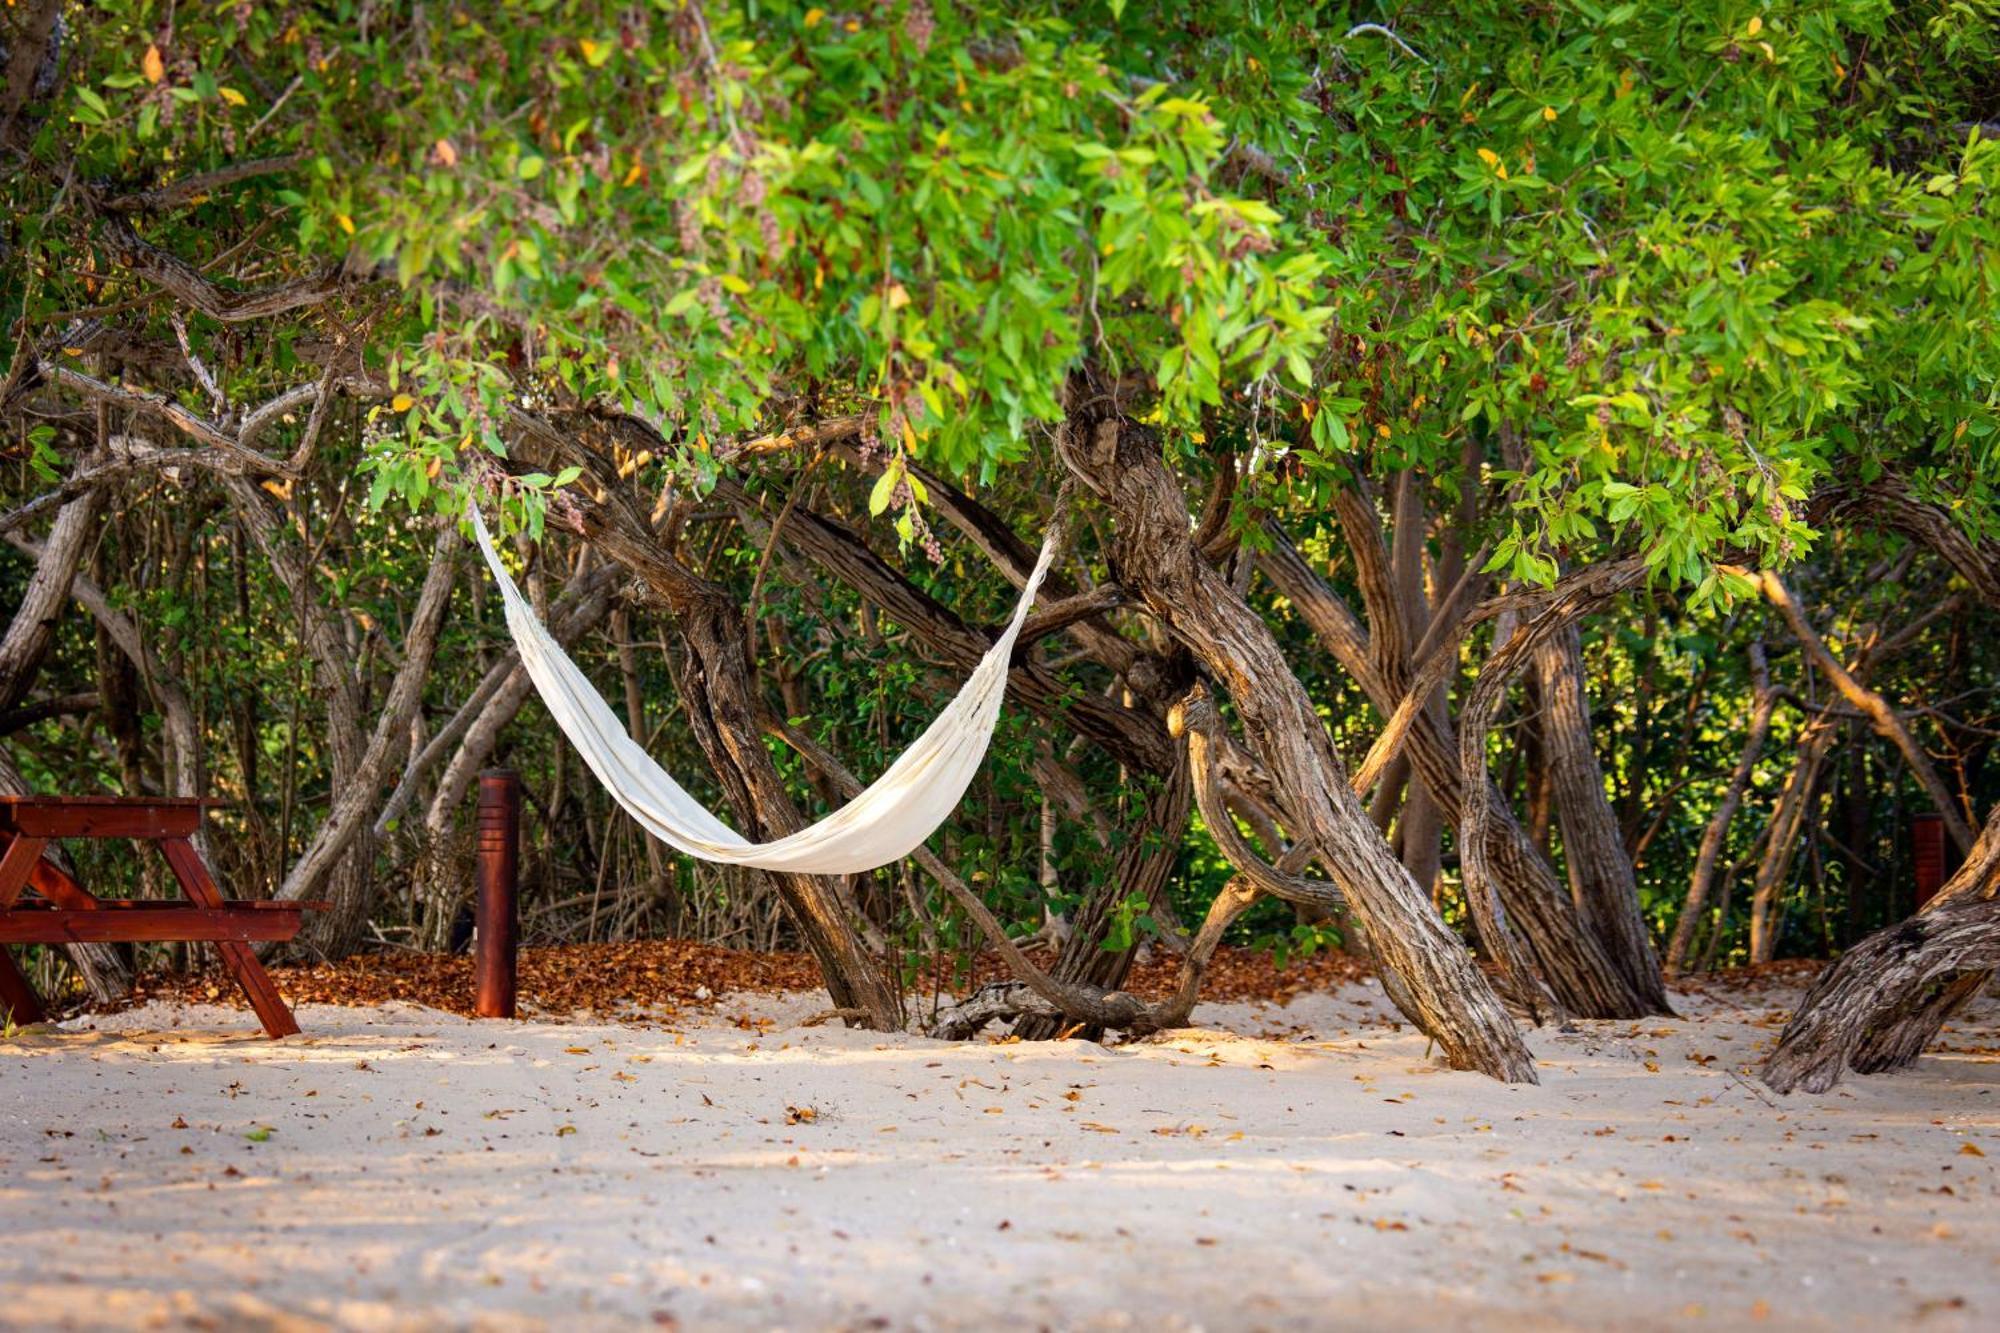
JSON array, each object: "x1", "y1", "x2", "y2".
[
  {"x1": 0, "y1": 482, "x2": 135, "y2": 1002},
  {"x1": 1747, "y1": 718, "x2": 1836, "y2": 964},
  {"x1": 1764, "y1": 803, "x2": 2000, "y2": 1091},
  {"x1": 1010, "y1": 748, "x2": 1193, "y2": 1040},
  {"x1": 0, "y1": 485, "x2": 103, "y2": 713},
  {"x1": 667, "y1": 593, "x2": 903, "y2": 1029},
  {"x1": 266, "y1": 524, "x2": 460, "y2": 954},
  {"x1": 1534, "y1": 623, "x2": 1671, "y2": 1010},
  {"x1": 1667, "y1": 641, "x2": 1775, "y2": 974},
  {"x1": 1053, "y1": 386, "x2": 1534, "y2": 1081},
  {"x1": 1761, "y1": 891, "x2": 2000, "y2": 1094},
  {"x1": 1259, "y1": 526, "x2": 1662, "y2": 1017}
]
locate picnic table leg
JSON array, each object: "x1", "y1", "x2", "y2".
[
  {"x1": 0, "y1": 948, "x2": 45, "y2": 1026},
  {"x1": 0, "y1": 833, "x2": 49, "y2": 910},
  {"x1": 157, "y1": 838, "x2": 300, "y2": 1038}
]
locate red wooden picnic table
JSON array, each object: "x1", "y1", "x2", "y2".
[{"x1": 0, "y1": 796, "x2": 322, "y2": 1037}]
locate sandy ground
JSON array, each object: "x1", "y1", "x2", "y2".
[{"x1": 1, "y1": 978, "x2": 1995, "y2": 1332}]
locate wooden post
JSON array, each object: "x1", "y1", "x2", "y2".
[
  {"x1": 475, "y1": 769, "x2": 520, "y2": 1019},
  {"x1": 1912, "y1": 812, "x2": 1947, "y2": 910}
]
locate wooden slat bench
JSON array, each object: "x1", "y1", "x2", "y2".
[{"x1": 0, "y1": 796, "x2": 324, "y2": 1037}]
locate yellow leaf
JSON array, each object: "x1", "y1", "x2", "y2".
[
  {"x1": 336, "y1": 213, "x2": 355, "y2": 236},
  {"x1": 579, "y1": 37, "x2": 601, "y2": 63},
  {"x1": 1745, "y1": 15, "x2": 1763, "y2": 37},
  {"x1": 217, "y1": 86, "x2": 247, "y2": 107},
  {"x1": 886, "y1": 282, "x2": 911, "y2": 310},
  {"x1": 1960, "y1": 1142, "x2": 1986, "y2": 1157},
  {"x1": 142, "y1": 44, "x2": 165, "y2": 85},
  {"x1": 435, "y1": 138, "x2": 459, "y2": 168},
  {"x1": 1476, "y1": 147, "x2": 1501, "y2": 168},
  {"x1": 622, "y1": 161, "x2": 643, "y2": 187},
  {"x1": 391, "y1": 394, "x2": 415, "y2": 412}
]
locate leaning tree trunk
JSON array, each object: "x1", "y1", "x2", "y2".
[
  {"x1": 1011, "y1": 747, "x2": 1194, "y2": 1040},
  {"x1": 264, "y1": 523, "x2": 460, "y2": 954},
  {"x1": 1762, "y1": 804, "x2": 2000, "y2": 1092},
  {"x1": 0, "y1": 482, "x2": 104, "y2": 713},
  {"x1": 1762, "y1": 571, "x2": 1974, "y2": 851},
  {"x1": 0, "y1": 490, "x2": 135, "y2": 1003},
  {"x1": 665, "y1": 590, "x2": 904, "y2": 1030},
  {"x1": 1533, "y1": 623, "x2": 1671, "y2": 1010},
  {"x1": 1761, "y1": 892, "x2": 2000, "y2": 1094},
  {"x1": 1054, "y1": 384, "x2": 1534, "y2": 1081}
]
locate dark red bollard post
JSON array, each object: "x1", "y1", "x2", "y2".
[
  {"x1": 475, "y1": 769, "x2": 520, "y2": 1018},
  {"x1": 1912, "y1": 812, "x2": 1947, "y2": 910}
]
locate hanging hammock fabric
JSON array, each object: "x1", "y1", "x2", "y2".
[{"x1": 469, "y1": 506, "x2": 1058, "y2": 875}]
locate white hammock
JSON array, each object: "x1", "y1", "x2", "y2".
[{"x1": 469, "y1": 506, "x2": 1057, "y2": 874}]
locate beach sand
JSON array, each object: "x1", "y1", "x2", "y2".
[{"x1": 2, "y1": 976, "x2": 1994, "y2": 1331}]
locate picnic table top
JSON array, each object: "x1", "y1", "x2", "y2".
[{"x1": 0, "y1": 796, "x2": 227, "y2": 807}]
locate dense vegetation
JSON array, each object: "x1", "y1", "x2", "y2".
[{"x1": 3, "y1": 1, "x2": 1997, "y2": 1084}]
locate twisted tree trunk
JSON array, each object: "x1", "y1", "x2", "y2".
[
  {"x1": 1534, "y1": 623, "x2": 1671, "y2": 1010},
  {"x1": 1762, "y1": 894, "x2": 2000, "y2": 1094},
  {"x1": 1259, "y1": 526, "x2": 1663, "y2": 1017},
  {"x1": 1054, "y1": 387, "x2": 1533, "y2": 1081}
]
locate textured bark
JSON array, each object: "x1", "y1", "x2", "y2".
[
  {"x1": 1055, "y1": 387, "x2": 1533, "y2": 1080},
  {"x1": 1456, "y1": 559, "x2": 1653, "y2": 1021},
  {"x1": 668, "y1": 594, "x2": 904, "y2": 1029},
  {"x1": 1761, "y1": 892, "x2": 2000, "y2": 1094},
  {"x1": 1533, "y1": 623, "x2": 1671, "y2": 1010},
  {"x1": 0, "y1": 483, "x2": 134, "y2": 1001},
  {"x1": 1386, "y1": 474, "x2": 1443, "y2": 896},
  {"x1": 264, "y1": 524, "x2": 459, "y2": 954},
  {"x1": 0, "y1": 485, "x2": 103, "y2": 714},
  {"x1": 1667, "y1": 642, "x2": 1776, "y2": 974},
  {"x1": 1009, "y1": 748, "x2": 1194, "y2": 1041},
  {"x1": 1260, "y1": 527, "x2": 1662, "y2": 1018},
  {"x1": 1767, "y1": 804, "x2": 2000, "y2": 1089}
]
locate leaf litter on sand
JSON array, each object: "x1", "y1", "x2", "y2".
[{"x1": 103, "y1": 941, "x2": 1375, "y2": 1022}]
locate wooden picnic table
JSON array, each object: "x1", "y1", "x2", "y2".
[{"x1": 0, "y1": 796, "x2": 321, "y2": 1037}]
